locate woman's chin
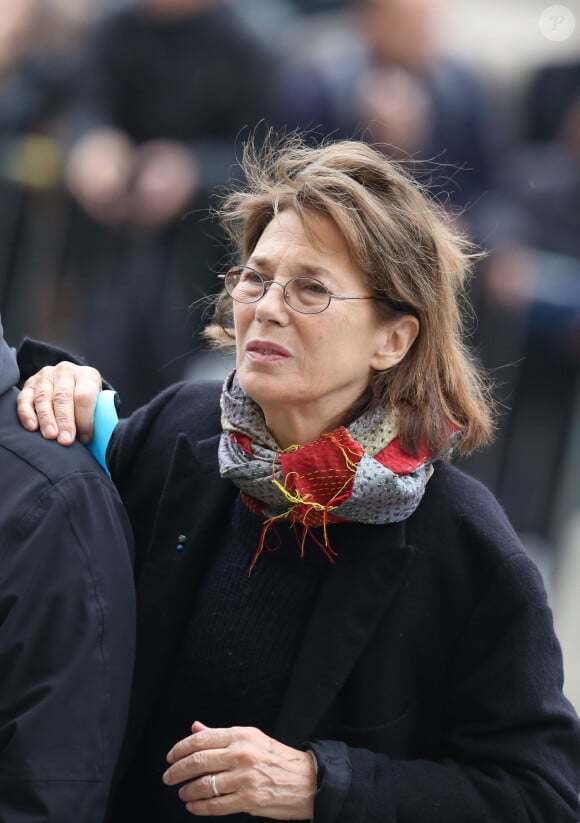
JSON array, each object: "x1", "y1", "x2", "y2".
[{"x1": 237, "y1": 367, "x2": 291, "y2": 404}]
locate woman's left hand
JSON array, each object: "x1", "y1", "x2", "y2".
[{"x1": 163, "y1": 721, "x2": 317, "y2": 819}]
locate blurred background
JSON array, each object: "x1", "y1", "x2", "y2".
[{"x1": 1, "y1": 0, "x2": 579, "y2": 706}]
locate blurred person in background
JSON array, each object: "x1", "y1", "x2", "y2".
[
  {"x1": 475, "y1": 57, "x2": 580, "y2": 547},
  {"x1": 526, "y1": 58, "x2": 580, "y2": 145},
  {"x1": 0, "y1": 0, "x2": 101, "y2": 348},
  {"x1": 349, "y1": 0, "x2": 496, "y2": 224},
  {"x1": 0, "y1": 0, "x2": 92, "y2": 137},
  {"x1": 63, "y1": 0, "x2": 279, "y2": 411},
  {"x1": 440, "y1": 52, "x2": 580, "y2": 733},
  {"x1": 0, "y1": 313, "x2": 136, "y2": 821},
  {"x1": 274, "y1": 0, "x2": 496, "y2": 235}
]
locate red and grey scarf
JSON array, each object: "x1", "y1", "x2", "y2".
[{"x1": 218, "y1": 371, "x2": 440, "y2": 571}]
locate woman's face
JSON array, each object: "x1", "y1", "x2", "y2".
[{"x1": 233, "y1": 208, "x2": 418, "y2": 447}]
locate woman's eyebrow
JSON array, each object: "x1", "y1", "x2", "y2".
[
  {"x1": 247, "y1": 256, "x2": 333, "y2": 280},
  {"x1": 245, "y1": 255, "x2": 269, "y2": 270},
  {"x1": 297, "y1": 263, "x2": 333, "y2": 280}
]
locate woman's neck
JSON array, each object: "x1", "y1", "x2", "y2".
[
  {"x1": 264, "y1": 411, "x2": 343, "y2": 450},
  {"x1": 261, "y1": 391, "x2": 371, "y2": 450}
]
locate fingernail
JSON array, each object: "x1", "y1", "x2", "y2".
[
  {"x1": 45, "y1": 425, "x2": 57, "y2": 438},
  {"x1": 59, "y1": 431, "x2": 72, "y2": 445},
  {"x1": 25, "y1": 419, "x2": 36, "y2": 430},
  {"x1": 162, "y1": 770, "x2": 170, "y2": 784}
]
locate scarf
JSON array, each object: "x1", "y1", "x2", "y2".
[{"x1": 218, "y1": 371, "x2": 441, "y2": 571}]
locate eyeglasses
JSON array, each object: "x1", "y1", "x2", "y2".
[{"x1": 219, "y1": 266, "x2": 383, "y2": 315}]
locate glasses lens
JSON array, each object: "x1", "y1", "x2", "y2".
[
  {"x1": 285, "y1": 277, "x2": 330, "y2": 314},
  {"x1": 225, "y1": 268, "x2": 264, "y2": 302}
]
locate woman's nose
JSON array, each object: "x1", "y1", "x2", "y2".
[{"x1": 255, "y1": 280, "x2": 289, "y2": 321}]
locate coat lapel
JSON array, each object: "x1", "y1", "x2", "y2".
[
  {"x1": 274, "y1": 520, "x2": 416, "y2": 746},
  {"x1": 121, "y1": 432, "x2": 236, "y2": 759}
]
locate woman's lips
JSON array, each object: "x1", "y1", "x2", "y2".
[{"x1": 246, "y1": 340, "x2": 292, "y2": 361}]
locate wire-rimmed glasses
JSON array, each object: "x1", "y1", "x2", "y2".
[{"x1": 219, "y1": 266, "x2": 382, "y2": 315}]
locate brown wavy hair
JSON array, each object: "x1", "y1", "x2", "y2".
[{"x1": 204, "y1": 133, "x2": 495, "y2": 457}]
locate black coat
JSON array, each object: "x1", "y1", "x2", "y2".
[
  {"x1": 106, "y1": 379, "x2": 580, "y2": 822},
  {"x1": 0, "y1": 327, "x2": 136, "y2": 822}
]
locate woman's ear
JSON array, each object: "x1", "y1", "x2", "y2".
[{"x1": 371, "y1": 314, "x2": 420, "y2": 371}]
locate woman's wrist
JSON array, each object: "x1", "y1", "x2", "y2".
[
  {"x1": 307, "y1": 748, "x2": 319, "y2": 780},
  {"x1": 305, "y1": 747, "x2": 319, "y2": 821}
]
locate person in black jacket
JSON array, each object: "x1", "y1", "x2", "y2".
[
  {"x1": 0, "y1": 314, "x2": 136, "y2": 821},
  {"x1": 62, "y1": 0, "x2": 280, "y2": 411},
  {"x1": 16, "y1": 135, "x2": 580, "y2": 822}
]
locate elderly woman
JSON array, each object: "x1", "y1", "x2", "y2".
[{"x1": 17, "y1": 136, "x2": 580, "y2": 822}]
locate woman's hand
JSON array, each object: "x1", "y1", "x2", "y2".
[
  {"x1": 17, "y1": 362, "x2": 103, "y2": 445},
  {"x1": 163, "y1": 721, "x2": 317, "y2": 820}
]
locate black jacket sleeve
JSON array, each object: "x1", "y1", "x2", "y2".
[{"x1": 309, "y1": 550, "x2": 580, "y2": 822}]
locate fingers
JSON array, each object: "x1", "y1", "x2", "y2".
[
  {"x1": 164, "y1": 729, "x2": 233, "y2": 787},
  {"x1": 18, "y1": 367, "x2": 62, "y2": 440},
  {"x1": 16, "y1": 363, "x2": 102, "y2": 445},
  {"x1": 163, "y1": 725, "x2": 241, "y2": 815},
  {"x1": 73, "y1": 367, "x2": 103, "y2": 444},
  {"x1": 179, "y1": 771, "x2": 230, "y2": 802},
  {"x1": 179, "y1": 772, "x2": 242, "y2": 817},
  {"x1": 17, "y1": 375, "x2": 43, "y2": 433},
  {"x1": 165, "y1": 752, "x2": 253, "y2": 817},
  {"x1": 166, "y1": 725, "x2": 232, "y2": 767},
  {"x1": 163, "y1": 746, "x2": 229, "y2": 787}
]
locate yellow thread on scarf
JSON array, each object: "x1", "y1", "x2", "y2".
[{"x1": 247, "y1": 435, "x2": 360, "y2": 574}]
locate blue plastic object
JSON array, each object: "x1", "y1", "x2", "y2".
[{"x1": 87, "y1": 390, "x2": 119, "y2": 477}]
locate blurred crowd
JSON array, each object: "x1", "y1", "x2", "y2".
[{"x1": 1, "y1": 0, "x2": 580, "y2": 700}]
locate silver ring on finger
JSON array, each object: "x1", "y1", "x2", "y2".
[{"x1": 210, "y1": 773, "x2": 221, "y2": 797}]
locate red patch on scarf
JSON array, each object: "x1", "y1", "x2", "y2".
[
  {"x1": 279, "y1": 427, "x2": 364, "y2": 511},
  {"x1": 230, "y1": 431, "x2": 254, "y2": 456},
  {"x1": 375, "y1": 437, "x2": 430, "y2": 474}
]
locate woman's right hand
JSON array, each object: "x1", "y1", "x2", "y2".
[{"x1": 17, "y1": 362, "x2": 103, "y2": 445}]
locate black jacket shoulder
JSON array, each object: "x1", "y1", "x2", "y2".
[{"x1": 0, "y1": 385, "x2": 116, "y2": 485}]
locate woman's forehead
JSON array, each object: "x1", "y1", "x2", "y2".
[
  {"x1": 252, "y1": 209, "x2": 349, "y2": 260},
  {"x1": 248, "y1": 211, "x2": 365, "y2": 288}
]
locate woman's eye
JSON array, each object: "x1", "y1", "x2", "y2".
[
  {"x1": 303, "y1": 279, "x2": 328, "y2": 295},
  {"x1": 240, "y1": 269, "x2": 263, "y2": 285}
]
